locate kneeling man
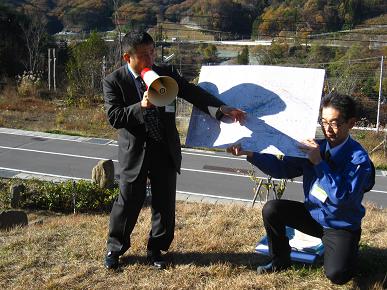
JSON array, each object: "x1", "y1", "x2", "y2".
[{"x1": 227, "y1": 93, "x2": 374, "y2": 285}]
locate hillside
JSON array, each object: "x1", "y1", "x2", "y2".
[{"x1": 3, "y1": 0, "x2": 386, "y2": 36}]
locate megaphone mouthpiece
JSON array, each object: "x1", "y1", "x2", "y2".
[{"x1": 150, "y1": 79, "x2": 167, "y2": 95}]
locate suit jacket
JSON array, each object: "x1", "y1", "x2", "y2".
[{"x1": 103, "y1": 64, "x2": 225, "y2": 182}]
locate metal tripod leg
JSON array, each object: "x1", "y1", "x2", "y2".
[{"x1": 252, "y1": 179, "x2": 263, "y2": 207}]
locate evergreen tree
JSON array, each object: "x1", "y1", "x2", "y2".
[
  {"x1": 0, "y1": 4, "x2": 26, "y2": 77},
  {"x1": 66, "y1": 32, "x2": 108, "y2": 100},
  {"x1": 237, "y1": 46, "x2": 249, "y2": 65}
]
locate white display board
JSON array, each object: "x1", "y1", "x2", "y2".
[{"x1": 185, "y1": 65, "x2": 325, "y2": 157}]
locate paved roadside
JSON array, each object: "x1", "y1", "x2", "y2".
[
  {"x1": 0, "y1": 128, "x2": 255, "y2": 207},
  {"x1": 1, "y1": 128, "x2": 385, "y2": 206}
]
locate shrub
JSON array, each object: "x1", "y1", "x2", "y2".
[
  {"x1": 0, "y1": 178, "x2": 119, "y2": 213},
  {"x1": 16, "y1": 71, "x2": 43, "y2": 97}
]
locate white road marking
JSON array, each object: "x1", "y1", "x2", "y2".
[
  {"x1": 1, "y1": 145, "x2": 384, "y2": 182},
  {"x1": 177, "y1": 190, "x2": 252, "y2": 203},
  {"x1": 1, "y1": 130, "x2": 385, "y2": 174},
  {"x1": 0, "y1": 131, "x2": 386, "y2": 196},
  {"x1": 0, "y1": 166, "x2": 385, "y2": 194},
  {"x1": 0, "y1": 166, "x2": 89, "y2": 180},
  {"x1": 0, "y1": 129, "x2": 92, "y2": 143},
  {"x1": 0, "y1": 146, "x2": 111, "y2": 161}
]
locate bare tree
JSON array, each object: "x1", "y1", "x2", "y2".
[{"x1": 19, "y1": 12, "x2": 47, "y2": 74}]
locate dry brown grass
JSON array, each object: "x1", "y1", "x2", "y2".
[
  {"x1": 0, "y1": 202, "x2": 386, "y2": 290},
  {"x1": 352, "y1": 130, "x2": 387, "y2": 169},
  {"x1": 0, "y1": 88, "x2": 116, "y2": 139},
  {"x1": 148, "y1": 22, "x2": 216, "y2": 41}
]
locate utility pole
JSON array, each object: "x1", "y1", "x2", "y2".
[
  {"x1": 53, "y1": 48, "x2": 56, "y2": 92},
  {"x1": 161, "y1": 43, "x2": 165, "y2": 63},
  {"x1": 119, "y1": 32, "x2": 123, "y2": 67},
  {"x1": 47, "y1": 48, "x2": 56, "y2": 91},
  {"x1": 48, "y1": 49, "x2": 51, "y2": 90},
  {"x1": 102, "y1": 56, "x2": 106, "y2": 79},
  {"x1": 376, "y1": 56, "x2": 384, "y2": 132},
  {"x1": 178, "y1": 41, "x2": 182, "y2": 76},
  {"x1": 159, "y1": 25, "x2": 164, "y2": 62}
]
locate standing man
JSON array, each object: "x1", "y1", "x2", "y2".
[
  {"x1": 227, "y1": 93, "x2": 374, "y2": 284},
  {"x1": 103, "y1": 31, "x2": 245, "y2": 270}
]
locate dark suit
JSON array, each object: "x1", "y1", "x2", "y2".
[{"x1": 103, "y1": 64, "x2": 224, "y2": 254}]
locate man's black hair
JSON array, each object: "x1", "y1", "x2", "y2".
[
  {"x1": 122, "y1": 31, "x2": 154, "y2": 54},
  {"x1": 320, "y1": 92, "x2": 358, "y2": 121}
]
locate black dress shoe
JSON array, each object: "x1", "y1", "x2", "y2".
[
  {"x1": 104, "y1": 251, "x2": 119, "y2": 270},
  {"x1": 147, "y1": 250, "x2": 166, "y2": 270},
  {"x1": 256, "y1": 261, "x2": 291, "y2": 274}
]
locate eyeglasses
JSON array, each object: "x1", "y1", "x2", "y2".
[{"x1": 319, "y1": 119, "x2": 344, "y2": 129}]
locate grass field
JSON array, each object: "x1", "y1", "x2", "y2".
[{"x1": 0, "y1": 202, "x2": 386, "y2": 289}]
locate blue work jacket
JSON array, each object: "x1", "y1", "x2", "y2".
[{"x1": 247, "y1": 137, "x2": 374, "y2": 230}]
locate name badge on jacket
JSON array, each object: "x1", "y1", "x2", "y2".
[
  {"x1": 165, "y1": 100, "x2": 176, "y2": 113},
  {"x1": 310, "y1": 181, "x2": 328, "y2": 203}
]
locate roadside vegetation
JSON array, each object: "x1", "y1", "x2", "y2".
[{"x1": 0, "y1": 178, "x2": 118, "y2": 213}]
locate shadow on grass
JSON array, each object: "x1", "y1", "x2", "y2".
[
  {"x1": 120, "y1": 251, "x2": 323, "y2": 272},
  {"x1": 170, "y1": 251, "x2": 269, "y2": 269},
  {"x1": 353, "y1": 245, "x2": 387, "y2": 290},
  {"x1": 120, "y1": 251, "x2": 269, "y2": 271},
  {"x1": 119, "y1": 246, "x2": 386, "y2": 288}
]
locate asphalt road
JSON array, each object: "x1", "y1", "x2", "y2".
[{"x1": 0, "y1": 128, "x2": 386, "y2": 207}]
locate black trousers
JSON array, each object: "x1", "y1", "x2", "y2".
[
  {"x1": 262, "y1": 199, "x2": 361, "y2": 285},
  {"x1": 107, "y1": 140, "x2": 177, "y2": 255}
]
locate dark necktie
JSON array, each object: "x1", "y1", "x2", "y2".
[
  {"x1": 324, "y1": 150, "x2": 332, "y2": 166},
  {"x1": 324, "y1": 150, "x2": 331, "y2": 161},
  {"x1": 136, "y1": 77, "x2": 164, "y2": 142},
  {"x1": 137, "y1": 76, "x2": 147, "y2": 98}
]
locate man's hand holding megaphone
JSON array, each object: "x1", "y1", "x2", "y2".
[{"x1": 140, "y1": 90, "x2": 155, "y2": 109}]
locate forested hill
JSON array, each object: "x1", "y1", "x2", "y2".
[{"x1": 3, "y1": 0, "x2": 387, "y2": 36}]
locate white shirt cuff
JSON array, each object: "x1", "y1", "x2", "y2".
[{"x1": 208, "y1": 106, "x2": 219, "y2": 119}]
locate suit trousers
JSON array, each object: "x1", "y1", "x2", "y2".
[
  {"x1": 262, "y1": 199, "x2": 361, "y2": 285},
  {"x1": 107, "y1": 140, "x2": 177, "y2": 255}
]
